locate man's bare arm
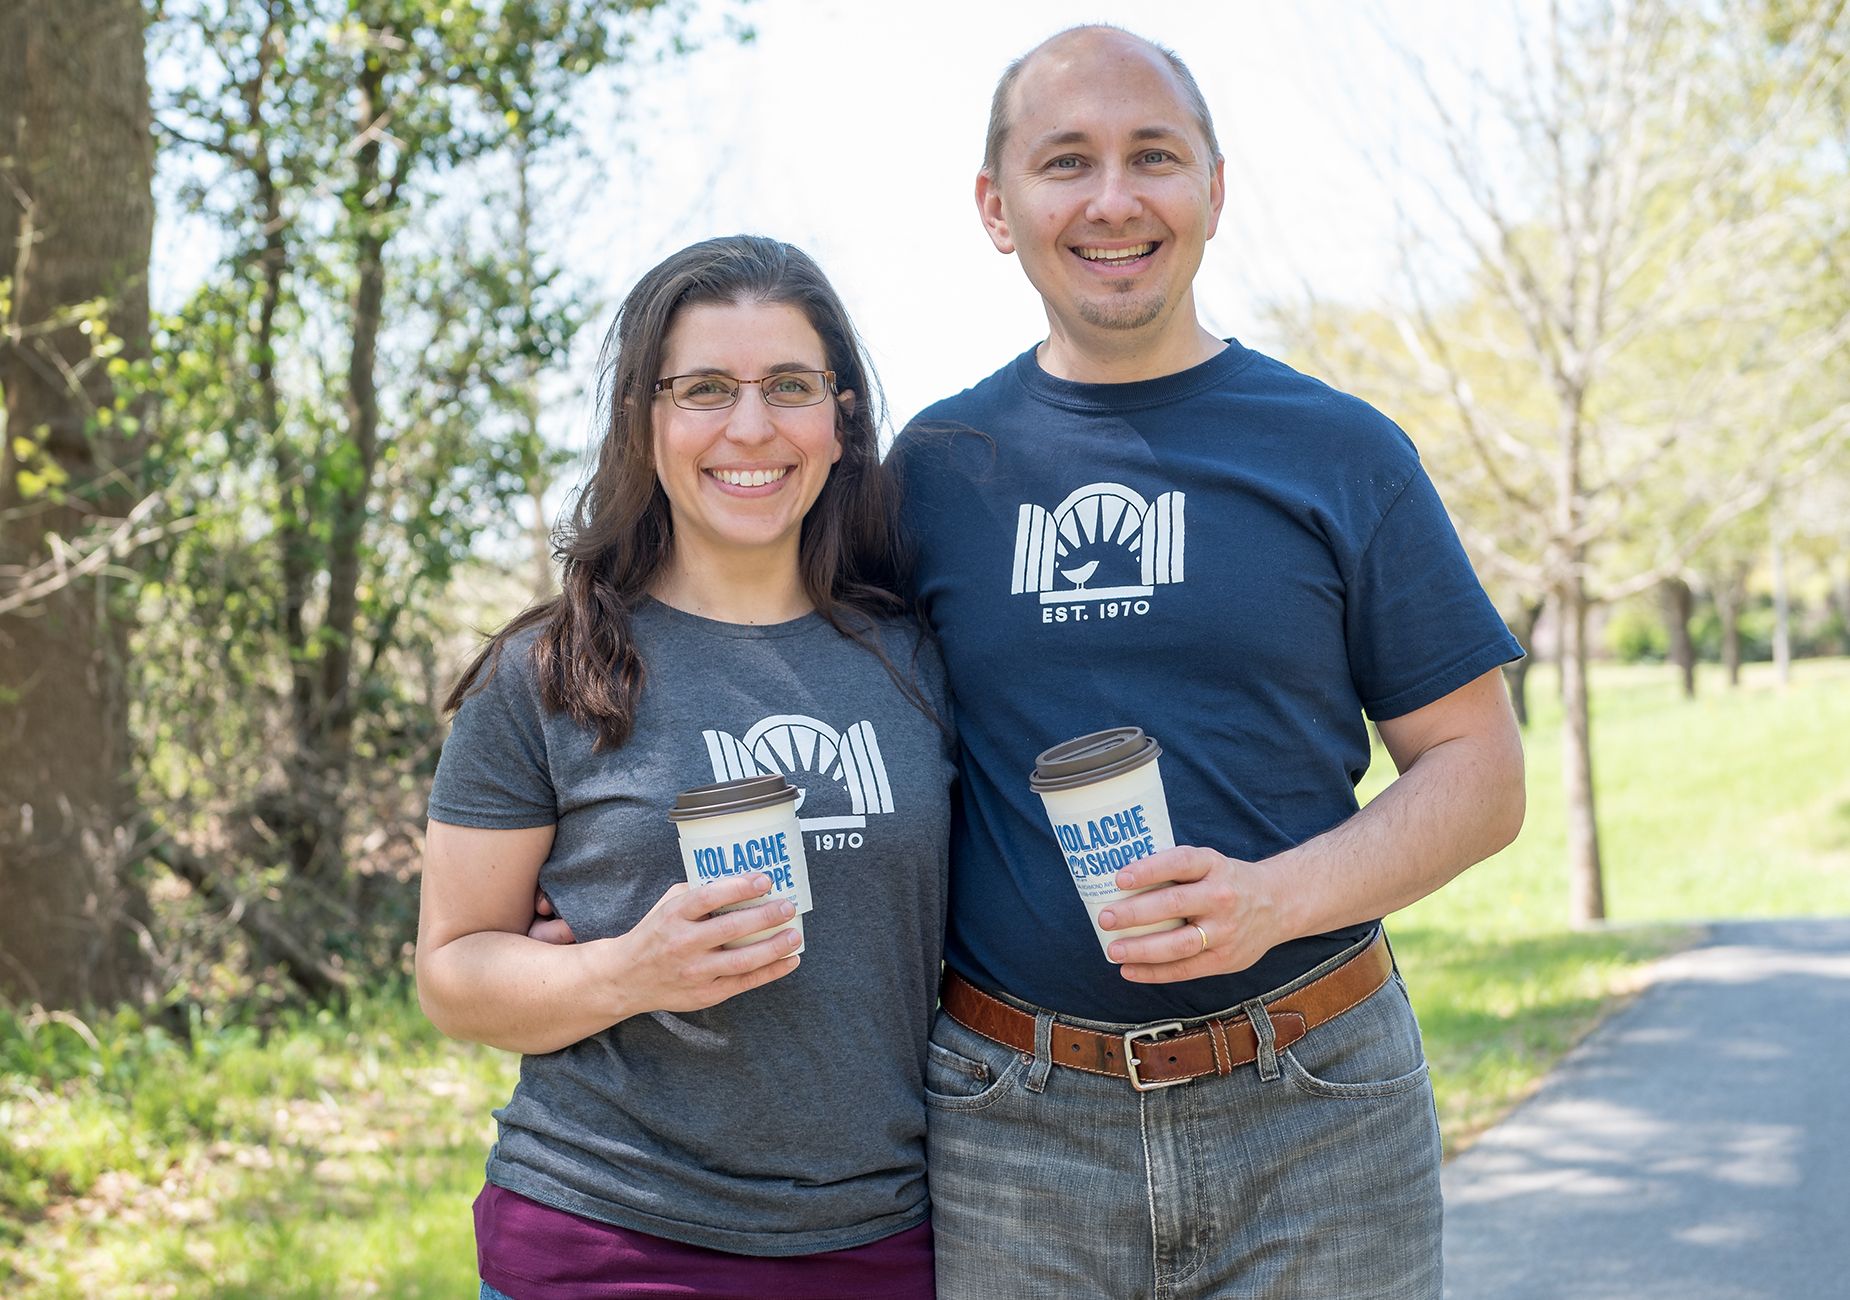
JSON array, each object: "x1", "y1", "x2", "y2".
[{"x1": 1097, "y1": 667, "x2": 1525, "y2": 982}]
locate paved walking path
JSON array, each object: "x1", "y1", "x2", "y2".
[{"x1": 1441, "y1": 917, "x2": 1850, "y2": 1299}]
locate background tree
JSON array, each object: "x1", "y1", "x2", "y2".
[
  {"x1": 1277, "y1": 0, "x2": 1850, "y2": 925},
  {"x1": 0, "y1": 0, "x2": 158, "y2": 1010},
  {"x1": 139, "y1": 0, "x2": 687, "y2": 1001}
]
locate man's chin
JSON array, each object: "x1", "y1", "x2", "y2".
[{"x1": 1076, "y1": 292, "x2": 1167, "y2": 332}]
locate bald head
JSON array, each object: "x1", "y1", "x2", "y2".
[{"x1": 981, "y1": 25, "x2": 1221, "y2": 176}]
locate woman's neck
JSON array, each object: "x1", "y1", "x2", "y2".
[{"x1": 650, "y1": 544, "x2": 813, "y2": 625}]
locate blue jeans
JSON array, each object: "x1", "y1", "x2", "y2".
[
  {"x1": 925, "y1": 929, "x2": 1442, "y2": 1299},
  {"x1": 480, "y1": 1286, "x2": 514, "y2": 1300}
]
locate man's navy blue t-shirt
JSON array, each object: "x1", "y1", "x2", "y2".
[{"x1": 892, "y1": 341, "x2": 1521, "y2": 1023}]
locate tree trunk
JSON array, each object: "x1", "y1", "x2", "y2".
[
  {"x1": 0, "y1": 0, "x2": 156, "y2": 1008},
  {"x1": 514, "y1": 137, "x2": 555, "y2": 602},
  {"x1": 1716, "y1": 572, "x2": 1744, "y2": 688},
  {"x1": 303, "y1": 47, "x2": 390, "y2": 893},
  {"x1": 1770, "y1": 531, "x2": 1791, "y2": 687},
  {"x1": 1501, "y1": 596, "x2": 1546, "y2": 728},
  {"x1": 1558, "y1": 576, "x2": 1605, "y2": 926},
  {"x1": 1660, "y1": 576, "x2": 1696, "y2": 699}
]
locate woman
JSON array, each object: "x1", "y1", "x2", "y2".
[{"x1": 416, "y1": 236, "x2": 954, "y2": 1299}]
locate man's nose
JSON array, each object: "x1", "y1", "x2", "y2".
[{"x1": 1086, "y1": 164, "x2": 1144, "y2": 226}]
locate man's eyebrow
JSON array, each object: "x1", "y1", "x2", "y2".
[
  {"x1": 1129, "y1": 125, "x2": 1190, "y2": 143},
  {"x1": 1026, "y1": 129, "x2": 1092, "y2": 153},
  {"x1": 1025, "y1": 125, "x2": 1192, "y2": 153}
]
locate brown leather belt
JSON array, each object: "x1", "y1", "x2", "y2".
[{"x1": 940, "y1": 930, "x2": 1393, "y2": 1092}]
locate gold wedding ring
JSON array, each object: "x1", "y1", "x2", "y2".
[{"x1": 1191, "y1": 923, "x2": 1210, "y2": 954}]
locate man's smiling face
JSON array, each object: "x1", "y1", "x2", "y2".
[{"x1": 977, "y1": 28, "x2": 1225, "y2": 361}]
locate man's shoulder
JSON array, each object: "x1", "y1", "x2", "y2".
[{"x1": 1231, "y1": 346, "x2": 1421, "y2": 468}]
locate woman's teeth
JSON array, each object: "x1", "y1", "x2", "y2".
[{"x1": 709, "y1": 467, "x2": 790, "y2": 487}]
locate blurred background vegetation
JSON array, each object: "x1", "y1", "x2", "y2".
[{"x1": 2, "y1": 0, "x2": 1846, "y2": 1292}]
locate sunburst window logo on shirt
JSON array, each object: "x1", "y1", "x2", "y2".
[
  {"x1": 1011, "y1": 481, "x2": 1186, "y2": 607},
  {"x1": 701, "y1": 714, "x2": 894, "y2": 832}
]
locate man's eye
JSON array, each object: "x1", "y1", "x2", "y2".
[
  {"x1": 1047, "y1": 156, "x2": 1083, "y2": 171},
  {"x1": 1139, "y1": 150, "x2": 1175, "y2": 165}
]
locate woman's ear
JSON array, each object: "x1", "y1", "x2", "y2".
[{"x1": 831, "y1": 389, "x2": 856, "y2": 464}]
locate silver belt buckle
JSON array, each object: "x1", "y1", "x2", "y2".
[{"x1": 1123, "y1": 1021, "x2": 1189, "y2": 1092}]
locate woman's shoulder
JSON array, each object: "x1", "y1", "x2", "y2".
[{"x1": 453, "y1": 619, "x2": 550, "y2": 709}]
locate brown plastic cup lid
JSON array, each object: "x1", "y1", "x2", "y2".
[
  {"x1": 1029, "y1": 727, "x2": 1161, "y2": 793},
  {"x1": 666, "y1": 773, "x2": 799, "y2": 822}
]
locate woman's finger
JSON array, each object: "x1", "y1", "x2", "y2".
[
  {"x1": 701, "y1": 920, "x2": 804, "y2": 973},
  {"x1": 704, "y1": 953, "x2": 801, "y2": 1004},
  {"x1": 700, "y1": 898, "x2": 799, "y2": 947},
  {"x1": 675, "y1": 873, "x2": 774, "y2": 920}
]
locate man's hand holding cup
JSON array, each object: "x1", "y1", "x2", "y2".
[{"x1": 1099, "y1": 845, "x2": 1290, "y2": 983}]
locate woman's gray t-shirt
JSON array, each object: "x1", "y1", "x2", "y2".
[{"x1": 427, "y1": 600, "x2": 955, "y2": 1256}]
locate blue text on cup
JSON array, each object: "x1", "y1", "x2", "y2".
[{"x1": 692, "y1": 832, "x2": 797, "y2": 893}]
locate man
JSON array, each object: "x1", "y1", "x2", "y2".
[{"x1": 887, "y1": 25, "x2": 1525, "y2": 1299}]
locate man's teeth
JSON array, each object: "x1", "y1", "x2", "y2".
[
  {"x1": 1076, "y1": 243, "x2": 1156, "y2": 262},
  {"x1": 710, "y1": 467, "x2": 790, "y2": 487}
]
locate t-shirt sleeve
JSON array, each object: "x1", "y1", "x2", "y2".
[
  {"x1": 1345, "y1": 466, "x2": 1524, "y2": 721},
  {"x1": 427, "y1": 640, "x2": 558, "y2": 828}
]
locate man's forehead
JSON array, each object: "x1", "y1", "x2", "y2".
[{"x1": 1006, "y1": 33, "x2": 1201, "y2": 142}]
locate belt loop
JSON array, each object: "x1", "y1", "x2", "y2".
[
  {"x1": 1026, "y1": 1012, "x2": 1055, "y2": 1093},
  {"x1": 1242, "y1": 998, "x2": 1281, "y2": 1082}
]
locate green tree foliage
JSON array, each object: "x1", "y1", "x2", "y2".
[
  {"x1": 141, "y1": 0, "x2": 693, "y2": 1000},
  {"x1": 1275, "y1": 0, "x2": 1850, "y2": 925}
]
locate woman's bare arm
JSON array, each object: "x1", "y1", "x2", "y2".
[{"x1": 415, "y1": 820, "x2": 801, "y2": 1054}]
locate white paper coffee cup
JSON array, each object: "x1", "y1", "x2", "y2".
[
  {"x1": 1031, "y1": 727, "x2": 1183, "y2": 962},
  {"x1": 668, "y1": 775, "x2": 812, "y2": 953}
]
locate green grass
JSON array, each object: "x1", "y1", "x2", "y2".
[
  {"x1": 0, "y1": 988, "x2": 514, "y2": 1297},
  {"x1": 1375, "y1": 656, "x2": 1850, "y2": 1150},
  {"x1": 3, "y1": 657, "x2": 1846, "y2": 1292}
]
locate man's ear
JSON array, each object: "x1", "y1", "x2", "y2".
[
  {"x1": 1205, "y1": 155, "x2": 1227, "y2": 241},
  {"x1": 976, "y1": 170, "x2": 1016, "y2": 255}
]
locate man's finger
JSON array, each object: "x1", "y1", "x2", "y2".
[
  {"x1": 1097, "y1": 881, "x2": 1213, "y2": 932},
  {"x1": 1107, "y1": 921, "x2": 1209, "y2": 967},
  {"x1": 528, "y1": 917, "x2": 576, "y2": 945},
  {"x1": 1117, "y1": 954, "x2": 1217, "y2": 984},
  {"x1": 1114, "y1": 845, "x2": 1213, "y2": 892}
]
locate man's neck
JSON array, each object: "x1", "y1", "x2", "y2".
[{"x1": 1037, "y1": 317, "x2": 1227, "y2": 386}]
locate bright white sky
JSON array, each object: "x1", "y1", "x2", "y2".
[
  {"x1": 551, "y1": 0, "x2": 1517, "y2": 442},
  {"x1": 151, "y1": 0, "x2": 1521, "y2": 459}
]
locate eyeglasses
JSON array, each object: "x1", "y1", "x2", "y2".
[{"x1": 653, "y1": 369, "x2": 837, "y2": 411}]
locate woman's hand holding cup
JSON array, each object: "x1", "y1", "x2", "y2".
[{"x1": 604, "y1": 873, "x2": 802, "y2": 1015}]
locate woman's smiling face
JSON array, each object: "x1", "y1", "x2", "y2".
[{"x1": 650, "y1": 299, "x2": 846, "y2": 569}]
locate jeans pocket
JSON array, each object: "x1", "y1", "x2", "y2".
[
  {"x1": 925, "y1": 1014, "x2": 1025, "y2": 1111},
  {"x1": 1280, "y1": 977, "x2": 1430, "y2": 1100}
]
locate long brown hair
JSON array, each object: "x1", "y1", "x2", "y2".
[{"x1": 446, "y1": 235, "x2": 924, "y2": 749}]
